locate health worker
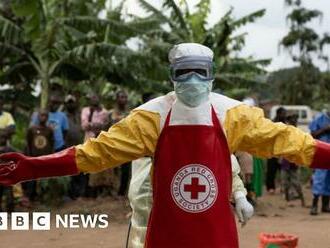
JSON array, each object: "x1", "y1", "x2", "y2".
[{"x1": 1, "y1": 43, "x2": 330, "y2": 248}]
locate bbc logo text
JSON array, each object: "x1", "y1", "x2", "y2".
[{"x1": 0, "y1": 212, "x2": 109, "y2": 230}]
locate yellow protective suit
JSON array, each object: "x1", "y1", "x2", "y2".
[
  {"x1": 76, "y1": 92, "x2": 315, "y2": 173},
  {"x1": 74, "y1": 92, "x2": 316, "y2": 248},
  {"x1": 127, "y1": 157, "x2": 152, "y2": 248}
]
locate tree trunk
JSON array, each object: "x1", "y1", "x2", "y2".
[
  {"x1": 40, "y1": 74, "x2": 49, "y2": 109},
  {"x1": 39, "y1": 58, "x2": 51, "y2": 109}
]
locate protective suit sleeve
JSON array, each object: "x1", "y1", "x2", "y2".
[
  {"x1": 224, "y1": 104, "x2": 316, "y2": 167},
  {"x1": 231, "y1": 155, "x2": 247, "y2": 198},
  {"x1": 75, "y1": 110, "x2": 160, "y2": 173}
]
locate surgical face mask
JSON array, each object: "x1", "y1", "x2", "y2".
[{"x1": 174, "y1": 74, "x2": 213, "y2": 107}]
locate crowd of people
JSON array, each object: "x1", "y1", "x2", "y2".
[
  {"x1": 0, "y1": 90, "x2": 330, "y2": 217},
  {"x1": 0, "y1": 91, "x2": 133, "y2": 211},
  {"x1": 1, "y1": 43, "x2": 330, "y2": 248},
  {"x1": 264, "y1": 106, "x2": 330, "y2": 215}
]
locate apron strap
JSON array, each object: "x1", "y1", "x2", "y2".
[
  {"x1": 211, "y1": 106, "x2": 221, "y2": 133},
  {"x1": 164, "y1": 109, "x2": 172, "y2": 128}
]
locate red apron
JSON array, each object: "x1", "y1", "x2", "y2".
[{"x1": 145, "y1": 106, "x2": 238, "y2": 248}]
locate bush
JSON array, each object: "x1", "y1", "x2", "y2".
[
  {"x1": 39, "y1": 177, "x2": 71, "y2": 207},
  {"x1": 11, "y1": 114, "x2": 29, "y2": 151}
]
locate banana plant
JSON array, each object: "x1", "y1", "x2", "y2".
[
  {"x1": 0, "y1": 0, "x2": 161, "y2": 107},
  {"x1": 0, "y1": 0, "x2": 88, "y2": 107},
  {"x1": 137, "y1": 0, "x2": 270, "y2": 94}
]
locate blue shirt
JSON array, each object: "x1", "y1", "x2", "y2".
[
  {"x1": 31, "y1": 111, "x2": 69, "y2": 150},
  {"x1": 309, "y1": 113, "x2": 330, "y2": 143}
]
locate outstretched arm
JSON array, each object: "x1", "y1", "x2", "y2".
[
  {"x1": 224, "y1": 104, "x2": 329, "y2": 169},
  {"x1": 0, "y1": 110, "x2": 160, "y2": 186},
  {"x1": 75, "y1": 110, "x2": 159, "y2": 173}
]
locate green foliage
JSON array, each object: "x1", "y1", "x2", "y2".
[
  {"x1": 1, "y1": 0, "x2": 271, "y2": 109},
  {"x1": 287, "y1": 8, "x2": 322, "y2": 27},
  {"x1": 279, "y1": 1, "x2": 329, "y2": 105},
  {"x1": 267, "y1": 66, "x2": 321, "y2": 106},
  {"x1": 0, "y1": 1, "x2": 281, "y2": 205},
  {"x1": 11, "y1": 0, "x2": 44, "y2": 41},
  {"x1": 137, "y1": 0, "x2": 269, "y2": 93},
  {"x1": 281, "y1": 6, "x2": 321, "y2": 64},
  {"x1": 39, "y1": 177, "x2": 70, "y2": 207},
  {"x1": 320, "y1": 34, "x2": 330, "y2": 70},
  {"x1": 187, "y1": 0, "x2": 210, "y2": 42},
  {"x1": 11, "y1": 114, "x2": 28, "y2": 151},
  {"x1": 4, "y1": 1, "x2": 140, "y2": 103},
  {"x1": 320, "y1": 33, "x2": 330, "y2": 50},
  {"x1": 163, "y1": 0, "x2": 190, "y2": 35},
  {"x1": 285, "y1": 0, "x2": 302, "y2": 6},
  {"x1": 0, "y1": 15, "x2": 22, "y2": 43}
]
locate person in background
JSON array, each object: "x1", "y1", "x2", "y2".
[
  {"x1": 64, "y1": 94, "x2": 82, "y2": 147},
  {"x1": 0, "y1": 95, "x2": 16, "y2": 140},
  {"x1": 108, "y1": 90, "x2": 129, "y2": 127},
  {"x1": 109, "y1": 90, "x2": 131, "y2": 197},
  {"x1": 0, "y1": 95, "x2": 19, "y2": 204},
  {"x1": 280, "y1": 114, "x2": 305, "y2": 206},
  {"x1": 266, "y1": 107, "x2": 287, "y2": 194},
  {"x1": 81, "y1": 93, "x2": 108, "y2": 140},
  {"x1": 29, "y1": 95, "x2": 69, "y2": 204},
  {"x1": 309, "y1": 109, "x2": 330, "y2": 215},
  {"x1": 30, "y1": 94, "x2": 69, "y2": 152},
  {"x1": 23, "y1": 109, "x2": 54, "y2": 203},
  {"x1": 81, "y1": 93, "x2": 109, "y2": 197},
  {"x1": 64, "y1": 95, "x2": 86, "y2": 199},
  {"x1": 26, "y1": 110, "x2": 54, "y2": 156},
  {"x1": 0, "y1": 130, "x2": 15, "y2": 212}
]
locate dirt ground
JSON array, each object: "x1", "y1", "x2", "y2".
[{"x1": 1, "y1": 188, "x2": 330, "y2": 248}]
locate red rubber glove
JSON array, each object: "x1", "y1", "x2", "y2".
[
  {"x1": 0, "y1": 147, "x2": 79, "y2": 186},
  {"x1": 311, "y1": 141, "x2": 330, "y2": 169}
]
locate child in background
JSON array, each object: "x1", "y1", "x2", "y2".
[
  {"x1": 281, "y1": 114, "x2": 305, "y2": 206},
  {"x1": 0, "y1": 130, "x2": 15, "y2": 212},
  {"x1": 26, "y1": 109, "x2": 54, "y2": 157},
  {"x1": 22, "y1": 109, "x2": 54, "y2": 203}
]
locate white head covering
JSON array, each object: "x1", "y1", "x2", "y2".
[
  {"x1": 65, "y1": 94, "x2": 77, "y2": 103},
  {"x1": 242, "y1": 97, "x2": 256, "y2": 107},
  {"x1": 168, "y1": 43, "x2": 214, "y2": 64}
]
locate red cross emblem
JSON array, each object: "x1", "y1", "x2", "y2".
[
  {"x1": 184, "y1": 177, "x2": 206, "y2": 200},
  {"x1": 172, "y1": 165, "x2": 218, "y2": 213}
]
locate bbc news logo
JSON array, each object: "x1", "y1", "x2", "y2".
[{"x1": 0, "y1": 212, "x2": 109, "y2": 230}]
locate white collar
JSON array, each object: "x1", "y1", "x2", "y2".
[{"x1": 169, "y1": 97, "x2": 212, "y2": 126}]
